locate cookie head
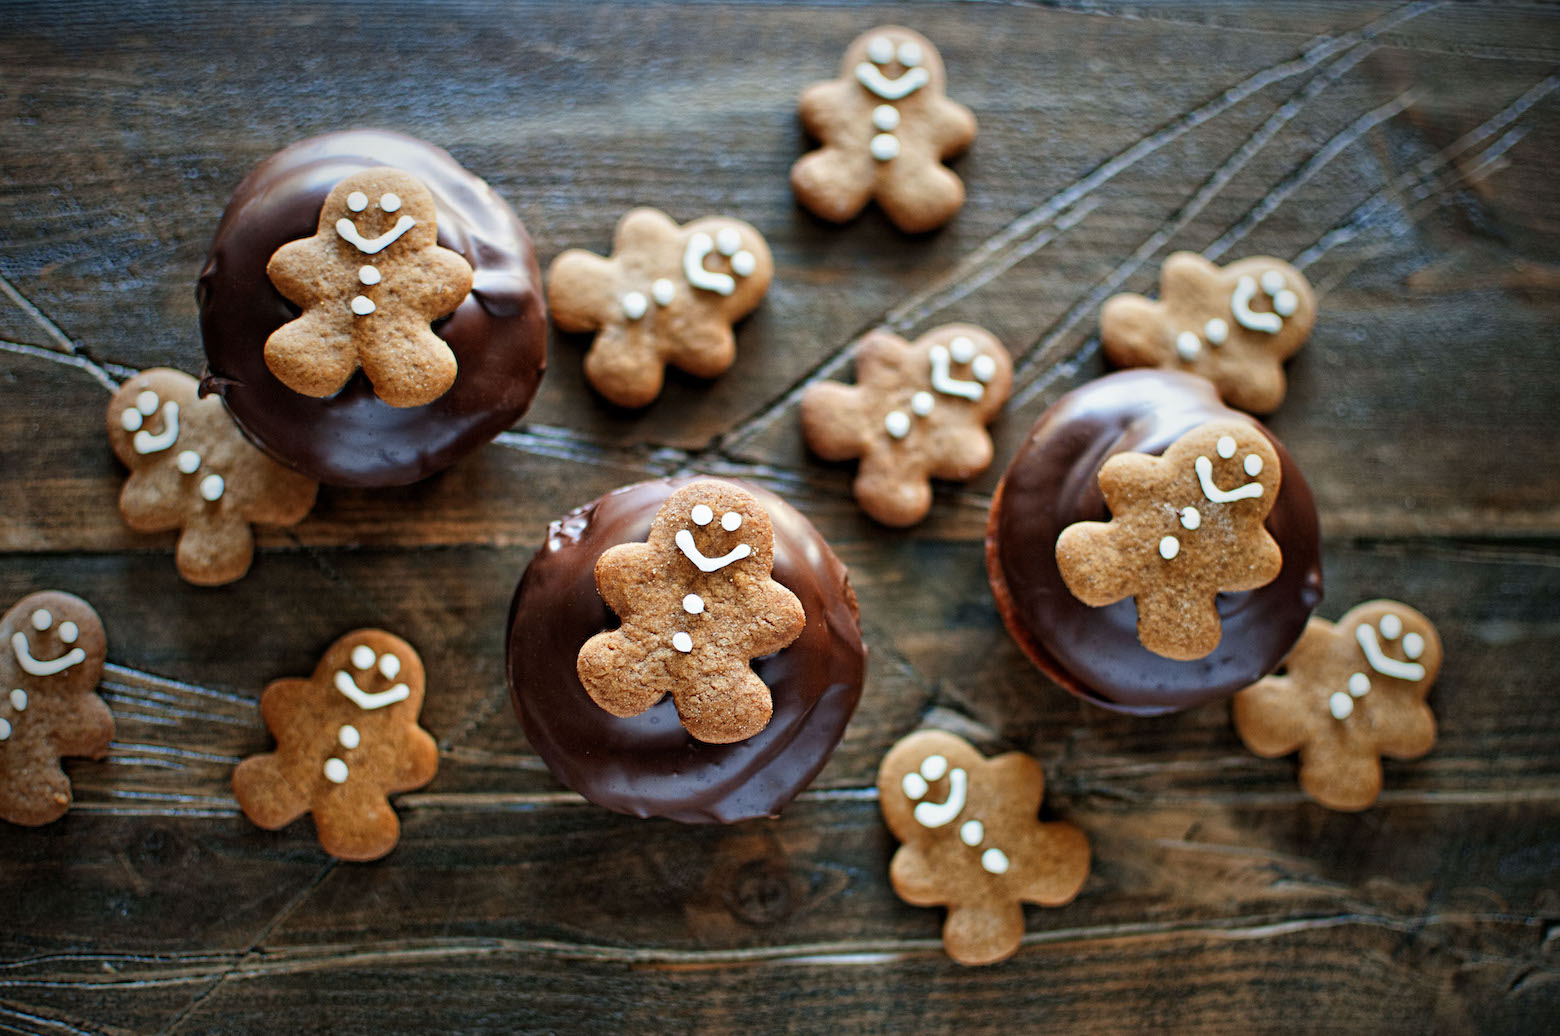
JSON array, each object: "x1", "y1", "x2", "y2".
[
  {"x1": 1330, "y1": 601, "x2": 1442, "y2": 720},
  {"x1": 321, "y1": 170, "x2": 439, "y2": 258},
  {"x1": 5, "y1": 593, "x2": 105, "y2": 690},
  {"x1": 325, "y1": 630, "x2": 425, "y2": 714},
  {"x1": 844, "y1": 26, "x2": 946, "y2": 101},
  {"x1": 108, "y1": 371, "x2": 187, "y2": 465},
  {"x1": 679, "y1": 217, "x2": 774, "y2": 317},
  {"x1": 659, "y1": 482, "x2": 777, "y2": 579}
]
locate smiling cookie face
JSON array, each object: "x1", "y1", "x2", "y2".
[
  {"x1": 322, "y1": 170, "x2": 439, "y2": 261},
  {"x1": 842, "y1": 26, "x2": 946, "y2": 105}
]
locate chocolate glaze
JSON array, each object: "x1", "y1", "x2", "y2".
[
  {"x1": 508, "y1": 477, "x2": 866, "y2": 823},
  {"x1": 198, "y1": 130, "x2": 546, "y2": 487},
  {"x1": 986, "y1": 370, "x2": 1322, "y2": 715}
]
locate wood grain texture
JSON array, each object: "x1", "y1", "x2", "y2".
[{"x1": 2, "y1": 1, "x2": 1558, "y2": 1032}]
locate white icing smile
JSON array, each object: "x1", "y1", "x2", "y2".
[
  {"x1": 334, "y1": 644, "x2": 410, "y2": 710},
  {"x1": 675, "y1": 528, "x2": 752, "y2": 573},
  {"x1": 11, "y1": 608, "x2": 85, "y2": 677},
  {"x1": 121, "y1": 389, "x2": 181, "y2": 455},
  {"x1": 682, "y1": 231, "x2": 756, "y2": 297},
  {"x1": 929, "y1": 342, "x2": 987, "y2": 402},
  {"x1": 336, "y1": 214, "x2": 416, "y2": 255},
  {"x1": 1355, "y1": 622, "x2": 1426, "y2": 682},
  {"x1": 1195, "y1": 436, "x2": 1264, "y2": 503},
  {"x1": 900, "y1": 753, "x2": 1010, "y2": 875},
  {"x1": 1230, "y1": 271, "x2": 1298, "y2": 335}
]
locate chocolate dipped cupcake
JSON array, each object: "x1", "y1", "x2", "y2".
[
  {"x1": 508, "y1": 477, "x2": 866, "y2": 823},
  {"x1": 986, "y1": 370, "x2": 1322, "y2": 715},
  {"x1": 199, "y1": 130, "x2": 546, "y2": 487}
]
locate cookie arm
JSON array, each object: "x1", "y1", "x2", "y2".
[
  {"x1": 800, "y1": 382, "x2": 873, "y2": 462},
  {"x1": 546, "y1": 250, "x2": 618, "y2": 333},
  {"x1": 924, "y1": 423, "x2": 994, "y2": 482},
  {"x1": 797, "y1": 79, "x2": 858, "y2": 142},
  {"x1": 265, "y1": 238, "x2": 328, "y2": 309},
  {"x1": 1099, "y1": 293, "x2": 1169, "y2": 369},
  {"x1": 927, "y1": 97, "x2": 978, "y2": 159},
  {"x1": 412, "y1": 246, "x2": 476, "y2": 321}
]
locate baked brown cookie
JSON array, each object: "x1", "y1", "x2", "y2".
[
  {"x1": 1101, "y1": 253, "x2": 1316, "y2": 414},
  {"x1": 0, "y1": 592, "x2": 113, "y2": 826},
  {"x1": 233, "y1": 630, "x2": 438, "y2": 861},
  {"x1": 108, "y1": 369, "x2": 318, "y2": 586},
  {"x1": 792, "y1": 26, "x2": 977, "y2": 232},
  {"x1": 801, "y1": 324, "x2": 1011, "y2": 526},
  {"x1": 1234, "y1": 601, "x2": 1441, "y2": 811},
  {"x1": 548, "y1": 208, "x2": 773, "y2": 408},
  {"x1": 576, "y1": 480, "x2": 806, "y2": 744},
  {"x1": 879, "y1": 730, "x2": 1089, "y2": 966}
]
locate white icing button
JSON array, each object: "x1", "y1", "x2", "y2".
[
  {"x1": 730, "y1": 250, "x2": 757, "y2": 277},
  {"x1": 911, "y1": 391, "x2": 935, "y2": 416},
  {"x1": 1180, "y1": 506, "x2": 1201, "y2": 530},
  {"x1": 691, "y1": 504, "x2": 714, "y2": 526},
  {"x1": 949, "y1": 336, "x2": 976, "y2": 364},
  {"x1": 1244, "y1": 454, "x2": 1264, "y2": 477},
  {"x1": 120, "y1": 408, "x2": 143, "y2": 431},
  {"x1": 920, "y1": 755, "x2": 948, "y2": 781},
  {"x1": 872, "y1": 104, "x2": 900, "y2": 131},
  {"x1": 1403, "y1": 632, "x2": 1425, "y2": 660},
  {"x1": 0, "y1": 718, "x2": 9, "y2": 740},
  {"x1": 31, "y1": 610, "x2": 51, "y2": 632},
  {"x1": 1274, "y1": 290, "x2": 1298, "y2": 317},
  {"x1": 651, "y1": 278, "x2": 676, "y2": 306},
  {"x1": 1379, "y1": 614, "x2": 1402, "y2": 640},
  {"x1": 136, "y1": 390, "x2": 159, "y2": 415},
  {"x1": 378, "y1": 653, "x2": 401, "y2": 680},
  {"x1": 897, "y1": 40, "x2": 923, "y2": 67},
  {"x1": 379, "y1": 193, "x2": 402, "y2": 213},
  {"x1": 902, "y1": 772, "x2": 928, "y2": 800},
  {"x1": 1204, "y1": 318, "x2": 1229, "y2": 345},
  {"x1": 1260, "y1": 270, "x2": 1285, "y2": 295},
  {"x1": 870, "y1": 133, "x2": 901, "y2": 161},
  {"x1": 1159, "y1": 535, "x2": 1180, "y2": 560},
  {"x1": 621, "y1": 291, "x2": 648, "y2": 320},
  {"x1": 199, "y1": 474, "x2": 224, "y2": 502},
  {"x1": 959, "y1": 819, "x2": 984, "y2": 847},
  {"x1": 981, "y1": 848, "x2": 1010, "y2": 875},
  {"x1": 715, "y1": 227, "x2": 742, "y2": 256},
  {"x1": 359, "y1": 265, "x2": 381, "y2": 286},
  {"x1": 1176, "y1": 331, "x2": 1201, "y2": 362},
  {"x1": 352, "y1": 645, "x2": 376, "y2": 670},
  {"x1": 10, "y1": 689, "x2": 27, "y2": 711},
  {"x1": 58, "y1": 623, "x2": 77, "y2": 645},
  {"x1": 1217, "y1": 436, "x2": 1237, "y2": 459},
  {"x1": 323, "y1": 758, "x2": 349, "y2": 784},
  {"x1": 971, "y1": 355, "x2": 997, "y2": 383},
  {"x1": 1329, "y1": 692, "x2": 1354, "y2": 720},
  {"x1": 884, "y1": 411, "x2": 911, "y2": 439},
  {"x1": 351, "y1": 295, "x2": 377, "y2": 316},
  {"x1": 683, "y1": 593, "x2": 705, "y2": 616},
  {"x1": 1348, "y1": 672, "x2": 1371, "y2": 697},
  {"x1": 176, "y1": 450, "x2": 201, "y2": 474},
  {"x1": 672, "y1": 631, "x2": 693, "y2": 654},
  {"x1": 347, "y1": 191, "x2": 368, "y2": 212},
  {"x1": 867, "y1": 35, "x2": 894, "y2": 63},
  {"x1": 338, "y1": 724, "x2": 361, "y2": 750},
  {"x1": 720, "y1": 511, "x2": 742, "y2": 532}
]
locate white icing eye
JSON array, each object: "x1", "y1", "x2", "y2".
[
  {"x1": 651, "y1": 278, "x2": 677, "y2": 306},
  {"x1": 31, "y1": 610, "x2": 51, "y2": 632},
  {"x1": 120, "y1": 407, "x2": 144, "y2": 431},
  {"x1": 136, "y1": 390, "x2": 159, "y2": 416},
  {"x1": 58, "y1": 622, "x2": 78, "y2": 645},
  {"x1": 960, "y1": 820, "x2": 984, "y2": 846},
  {"x1": 10, "y1": 689, "x2": 27, "y2": 711},
  {"x1": 1217, "y1": 436, "x2": 1237, "y2": 459},
  {"x1": 379, "y1": 193, "x2": 401, "y2": 213},
  {"x1": 347, "y1": 191, "x2": 368, "y2": 212},
  {"x1": 351, "y1": 295, "x2": 377, "y2": 316},
  {"x1": 338, "y1": 724, "x2": 360, "y2": 750},
  {"x1": 1348, "y1": 672, "x2": 1371, "y2": 697},
  {"x1": 379, "y1": 653, "x2": 401, "y2": 680},
  {"x1": 721, "y1": 511, "x2": 742, "y2": 532},
  {"x1": 920, "y1": 755, "x2": 948, "y2": 781},
  {"x1": 352, "y1": 645, "x2": 376, "y2": 670},
  {"x1": 199, "y1": 474, "x2": 225, "y2": 502},
  {"x1": 691, "y1": 504, "x2": 714, "y2": 526},
  {"x1": 872, "y1": 104, "x2": 900, "y2": 131},
  {"x1": 902, "y1": 771, "x2": 928, "y2": 800},
  {"x1": 1403, "y1": 632, "x2": 1425, "y2": 660},
  {"x1": 1273, "y1": 289, "x2": 1298, "y2": 317},
  {"x1": 897, "y1": 40, "x2": 923, "y2": 67},
  {"x1": 731, "y1": 250, "x2": 757, "y2": 277},
  {"x1": 324, "y1": 758, "x2": 349, "y2": 783},
  {"x1": 359, "y1": 265, "x2": 381, "y2": 286},
  {"x1": 683, "y1": 593, "x2": 705, "y2": 615},
  {"x1": 715, "y1": 227, "x2": 741, "y2": 256},
  {"x1": 1176, "y1": 331, "x2": 1201, "y2": 362},
  {"x1": 1180, "y1": 506, "x2": 1201, "y2": 530},
  {"x1": 672, "y1": 631, "x2": 693, "y2": 653},
  {"x1": 911, "y1": 391, "x2": 935, "y2": 416},
  {"x1": 884, "y1": 411, "x2": 911, "y2": 439},
  {"x1": 949, "y1": 336, "x2": 976, "y2": 364},
  {"x1": 981, "y1": 848, "x2": 1010, "y2": 875},
  {"x1": 1329, "y1": 691, "x2": 1354, "y2": 720},
  {"x1": 1244, "y1": 454, "x2": 1263, "y2": 476},
  {"x1": 1159, "y1": 535, "x2": 1180, "y2": 560},
  {"x1": 621, "y1": 291, "x2": 648, "y2": 320},
  {"x1": 1260, "y1": 270, "x2": 1285, "y2": 295},
  {"x1": 176, "y1": 450, "x2": 201, "y2": 474},
  {"x1": 867, "y1": 35, "x2": 894, "y2": 63},
  {"x1": 971, "y1": 354, "x2": 997, "y2": 383},
  {"x1": 1378, "y1": 613, "x2": 1402, "y2": 640}
]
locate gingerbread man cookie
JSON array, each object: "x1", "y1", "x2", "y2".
[
  {"x1": 548, "y1": 208, "x2": 773, "y2": 408},
  {"x1": 791, "y1": 26, "x2": 977, "y2": 232},
  {"x1": 1234, "y1": 601, "x2": 1441, "y2": 811},
  {"x1": 233, "y1": 630, "x2": 438, "y2": 861},
  {"x1": 1101, "y1": 253, "x2": 1316, "y2": 414},
  {"x1": 0, "y1": 592, "x2": 113, "y2": 827},
  {"x1": 879, "y1": 730, "x2": 1090, "y2": 966},
  {"x1": 577, "y1": 481, "x2": 806, "y2": 744},
  {"x1": 1055, "y1": 419, "x2": 1283, "y2": 660},
  {"x1": 801, "y1": 324, "x2": 1012, "y2": 526},
  {"x1": 265, "y1": 168, "x2": 474, "y2": 408},
  {"x1": 108, "y1": 369, "x2": 318, "y2": 586}
]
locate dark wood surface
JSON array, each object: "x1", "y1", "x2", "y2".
[{"x1": 2, "y1": 1, "x2": 1558, "y2": 1032}]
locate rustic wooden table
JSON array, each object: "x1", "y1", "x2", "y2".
[{"x1": 2, "y1": 1, "x2": 1558, "y2": 1032}]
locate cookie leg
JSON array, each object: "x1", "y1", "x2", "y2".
[
  {"x1": 233, "y1": 753, "x2": 311, "y2": 831},
  {"x1": 0, "y1": 750, "x2": 74, "y2": 826},
  {"x1": 877, "y1": 161, "x2": 966, "y2": 234},
  {"x1": 358, "y1": 324, "x2": 459, "y2": 409},
  {"x1": 263, "y1": 312, "x2": 359, "y2": 399},
  {"x1": 313, "y1": 786, "x2": 405, "y2": 862},
  {"x1": 583, "y1": 327, "x2": 666, "y2": 409},
  {"x1": 576, "y1": 630, "x2": 669, "y2": 718},
  {"x1": 674, "y1": 669, "x2": 773, "y2": 745},
  {"x1": 790, "y1": 147, "x2": 875, "y2": 224},
  {"x1": 854, "y1": 455, "x2": 933, "y2": 528},
  {"x1": 942, "y1": 900, "x2": 1026, "y2": 967},
  {"x1": 176, "y1": 515, "x2": 257, "y2": 587}
]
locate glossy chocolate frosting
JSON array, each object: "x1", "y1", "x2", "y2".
[
  {"x1": 986, "y1": 370, "x2": 1322, "y2": 714},
  {"x1": 508, "y1": 477, "x2": 866, "y2": 823},
  {"x1": 198, "y1": 130, "x2": 546, "y2": 487}
]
